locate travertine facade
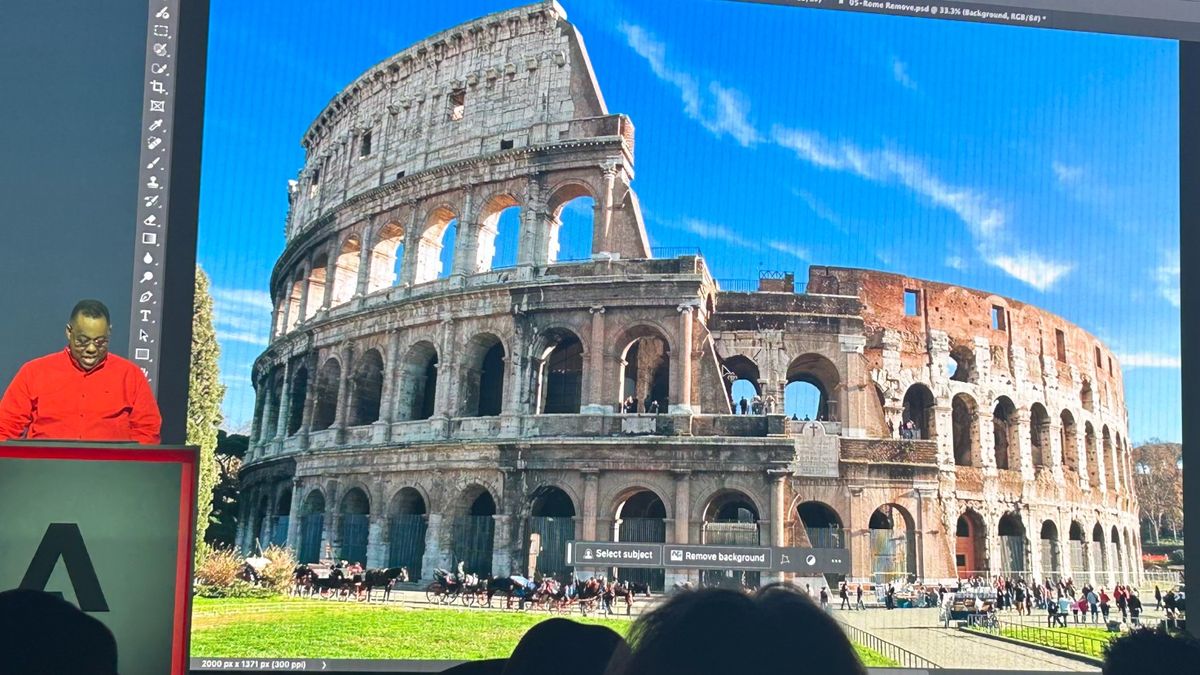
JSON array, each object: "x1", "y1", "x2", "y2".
[{"x1": 237, "y1": 1, "x2": 1141, "y2": 589}]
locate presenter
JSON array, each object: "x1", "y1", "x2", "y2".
[{"x1": 0, "y1": 300, "x2": 161, "y2": 443}]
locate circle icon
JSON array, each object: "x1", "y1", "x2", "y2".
[{"x1": 805, "y1": 554, "x2": 817, "y2": 566}]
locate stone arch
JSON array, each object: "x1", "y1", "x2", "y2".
[
  {"x1": 337, "y1": 487, "x2": 370, "y2": 565},
  {"x1": 992, "y1": 396, "x2": 1018, "y2": 470},
  {"x1": 459, "y1": 332, "x2": 506, "y2": 417},
  {"x1": 699, "y1": 490, "x2": 762, "y2": 589},
  {"x1": 1081, "y1": 378, "x2": 1095, "y2": 412},
  {"x1": 1123, "y1": 525, "x2": 1135, "y2": 584},
  {"x1": 612, "y1": 488, "x2": 668, "y2": 591},
  {"x1": 1102, "y1": 426, "x2": 1118, "y2": 490},
  {"x1": 311, "y1": 357, "x2": 342, "y2": 432},
  {"x1": 793, "y1": 501, "x2": 844, "y2": 549},
  {"x1": 722, "y1": 354, "x2": 761, "y2": 413},
  {"x1": 901, "y1": 383, "x2": 936, "y2": 439},
  {"x1": 1040, "y1": 520, "x2": 1061, "y2": 580},
  {"x1": 306, "y1": 253, "x2": 329, "y2": 318},
  {"x1": 263, "y1": 368, "x2": 284, "y2": 439},
  {"x1": 952, "y1": 393, "x2": 979, "y2": 467},
  {"x1": 286, "y1": 364, "x2": 308, "y2": 436},
  {"x1": 348, "y1": 348, "x2": 385, "y2": 426},
  {"x1": 956, "y1": 509, "x2": 987, "y2": 577},
  {"x1": 285, "y1": 268, "x2": 306, "y2": 332},
  {"x1": 1092, "y1": 522, "x2": 1109, "y2": 581},
  {"x1": 298, "y1": 488, "x2": 326, "y2": 563},
  {"x1": 785, "y1": 353, "x2": 841, "y2": 422},
  {"x1": 1069, "y1": 520, "x2": 1088, "y2": 579},
  {"x1": 450, "y1": 485, "x2": 498, "y2": 575},
  {"x1": 535, "y1": 328, "x2": 584, "y2": 414},
  {"x1": 868, "y1": 504, "x2": 917, "y2": 582},
  {"x1": 527, "y1": 485, "x2": 577, "y2": 579},
  {"x1": 387, "y1": 487, "x2": 428, "y2": 575},
  {"x1": 1060, "y1": 410, "x2": 1079, "y2": 475},
  {"x1": 415, "y1": 205, "x2": 459, "y2": 284},
  {"x1": 1085, "y1": 422, "x2": 1100, "y2": 487},
  {"x1": 997, "y1": 512, "x2": 1028, "y2": 574},
  {"x1": 396, "y1": 341, "x2": 438, "y2": 421},
  {"x1": 331, "y1": 235, "x2": 361, "y2": 306},
  {"x1": 474, "y1": 192, "x2": 522, "y2": 273},
  {"x1": 1110, "y1": 525, "x2": 1123, "y2": 583},
  {"x1": 617, "y1": 325, "x2": 671, "y2": 413},
  {"x1": 1029, "y1": 403, "x2": 1051, "y2": 469},
  {"x1": 251, "y1": 493, "x2": 270, "y2": 551},
  {"x1": 273, "y1": 298, "x2": 287, "y2": 337},
  {"x1": 367, "y1": 221, "x2": 406, "y2": 293},
  {"x1": 545, "y1": 181, "x2": 596, "y2": 264},
  {"x1": 948, "y1": 344, "x2": 975, "y2": 383}
]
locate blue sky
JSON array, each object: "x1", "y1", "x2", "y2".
[{"x1": 198, "y1": 0, "x2": 1181, "y2": 442}]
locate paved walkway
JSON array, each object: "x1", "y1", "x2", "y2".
[{"x1": 835, "y1": 607, "x2": 1099, "y2": 671}]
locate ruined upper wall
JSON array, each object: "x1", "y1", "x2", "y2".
[{"x1": 287, "y1": 1, "x2": 611, "y2": 236}]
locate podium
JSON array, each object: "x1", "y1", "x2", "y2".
[{"x1": 0, "y1": 442, "x2": 199, "y2": 675}]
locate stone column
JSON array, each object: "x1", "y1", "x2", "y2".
[
  {"x1": 670, "y1": 304, "x2": 695, "y2": 414},
  {"x1": 367, "y1": 513, "x2": 387, "y2": 568},
  {"x1": 1109, "y1": 438, "x2": 1122, "y2": 494},
  {"x1": 977, "y1": 411, "x2": 996, "y2": 473},
  {"x1": 1048, "y1": 420, "x2": 1064, "y2": 482},
  {"x1": 1014, "y1": 409, "x2": 1034, "y2": 480},
  {"x1": 275, "y1": 359, "x2": 294, "y2": 440},
  {"x1": 1075, "y1": 428, "x2": 1090, "y2": 490},
  {"x1": 286, "y1": 478, "x2": 304, "y2": 555},
  {"x1": 932, "y1": 404, "x2": 953, "y2": 467},
  {"x1": 594, "y1": 163, "x2": 617, "y2": 252},
  {"x1": 419, "y1": 514, "x2": 446, "y2": 582},
  {"x1": 581, "y1": 470, "x2": 599, "y2": 541},
  {"x1": 1095, "y1": 435, "x2": 1108, "y2": 493},
  {"x1": 321, "y1": 251, "x2": 337, "y2": 313},
  {"x1": 374, "y1": 330, "x2": 401, "y2": 443},
  {"x1": 669, "y1": 471, "x2": 691, "y2": 588},
  {"x1": 398, "y1": 204, "x2": 421, "y2": 288},
  {"x1": 299, "y1": 356, "x2": 318, "y2": 449},
  {"x1": 582, "y1": 306, "x2": 609, "y2": 414},
  {"x1": 435, "y1": 320, "x2": 456, "y2": 418},
  {"x1": 355, "y1": 232, "x2": 372, "y2": 301},
  {"x1": 296, "y1": 264, "x2": 311, "y2": 325},
  {"x1": 492, "y1": 514, "x2": 513, "y2": 577},
  {"x1": 235, "y1": 489, "x2": 252, "y2": 554},
  {"x1": 766, "y1": 473, "x2": 788, "y2": 585},
  {"x1": 333, "y1": 344, "x2": 353, "y2": 440},
  {"x1": 249, "y1": 380, "x2": 265, "y2": 443}
]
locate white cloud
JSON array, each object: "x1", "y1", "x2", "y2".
[
  {"x1": 216, "y1": 330, "x2": 269, "y2": 346},
  {"x1": 1116, "y1": 352, "x2": 1181, "y2": 369},
  {"x1": 983, "y1": 250, "x2": 1074, "y2": 291},
  {"x1": 211, "y1": 287, "x2": 272, "y2": 312},
  {"x1": 1052, "y1": 160, "x2": 1084, "y2": 185},
  {"x1": 945, "y1": 256, "x2": 966, "y2": 271},
  {"x1": 891, "y1": 57, "x2": 917, "y2": 90},
  {"x1": 619, "y1": 22, "x2": 760, "y2": 147},
  {"x1": 675, "y1": 218, "x2": 760, "y2": 251},
  {"x1": 881, "y1": 151, "x2": 1005, "y2": 238},
  {"x1": 211, "y1": 286, "x2": 272, "y2": 348},
  {"x1": 1154, "y1": 250, "x2": 1180, "y2": 307},
  {"x1": 791, "y1": 188, "x2": 842, "y2": 226},
  {"x1": 771, "y1": 126, "x2": 871, "y2": 177},
  {"x1": 767, "y1": 240, "x2": 809, "y2": 260}
]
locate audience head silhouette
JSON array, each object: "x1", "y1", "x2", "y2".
[
  {"x1": 503, "y1": 617, "x2": 627, "y2": 675},
  {"x1": 1102, "y1": 627, "x2": 1200, "y2": 675},
  {"x1": 0, "y1": 589, "x2": 119, "y2": 674},
  {"x1": 610, "y1": 584, "x2": 866, "y2": 675}
]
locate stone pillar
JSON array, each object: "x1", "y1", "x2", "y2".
[
  {"x1": 1048, "y1": 421, "x2": 1064, "y2": 482},
  {"x1": 1109, "y1": 439, "x2": 1122, "y2": 494},
  {"x1": 977, "y1": 411, "x2": 996, "y2": 472},
  {"x1": 398, "y1": 204, "x2": 421, "y2": 288},
  {"x1": 581, "y1": 470, "x2": 599, "y2": 540},
  {"x1": 766, "y1": 473, "x2": 788, "y2": 585},
  {"x1": 296, "y1": 264, "x2": 311, "y2": 325},
  {"x1": 1075, "y1": 427, "x2": 1090, "y2": 490},
  {"x1": 435, "y1": 320, "x2": 456, "y2": 418},
  {"x1": 670, "y1": 304, "x2": 695, "y2": 414},
  {"x1": 355, "y1": 227, "x2": 372, "y2": 301},
  {"x1": 321, "y1": 251, "x2": 337, "y2": 312},
  {"x1": 367, "y1": 513, "x2": 387, "y2": 568},
  {"x1": 932, "y1": 404, "x2": 953, "y2": 467},
  {"x1": 595, "y1": 163, "x2": 617, "y2": 252},
  {"x1": 1095, "y1": 435, "x2": 1108, "y2": 493},
  {"x1": 1014, "y1": 409, "x2": 1034, "y2": 480},
  {"x1": 420, "y1": 514, "x2": 446, "y2": 582},
  {"x1": 235, "y1": 489, "x2": 252, "y2": 554},
  {"x1": 299, "y1": 356, "x2": 318, "y2": 449},
  {"x1": 286, "y1": 479, "x2": 303, "y2": 554},
  {"x1": 883, "y1": 404, "x2": 903, "y2": 439},
  {"x1": 333, "y1": 344, "x2": 353, "y2": 440},
  {"x1": 582, "y1": 306, "x2": 609, "y2": 414},
  {"x1": 492, "y1": 514, "x2": 513, "y2": 577},
  {"x1": 249, "y1": 380, "x2": 265, "y2": 443},
  {"x1": 374, "y1": 330, "x2": 401, "y2": 443},
  {"x1": 275, "y1": 360, "x2": 293, "y2": 440}
]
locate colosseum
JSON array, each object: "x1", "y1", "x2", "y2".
[{"x1": 237, "y1": 1, "x2": 1142, "y2": 591}]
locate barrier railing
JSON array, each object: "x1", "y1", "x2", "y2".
[
  {"x1": 836, "y1": 619, "x2": 941, "y2": 669},
  {"x1": 651, "y1": 246, "x2": 702, "y2": 258},
  {"x1": 968, "y1": 619, "x2": 1109, "y2": 660}
]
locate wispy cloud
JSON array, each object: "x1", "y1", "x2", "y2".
[
  {"x1": 891, "y1": 57, "x2": 917, "y2": 90},
  {"x1": 211, "y1": 286, "x2": 272, "y2": 348},
  {"x1": 982, "y1": 250, "x2": 1074, "y2": 292},
  {"x1": 1052, "y1": 160, "x2": 1085, "y2": 185},
  {"x1": 1116, "y1": 352, "x2": 1181, "y2": 369},
  {"x1": 1154, "y1": 250, "x2": 1180, "y2": 307},
  {"x1": 767, "y1": 240, "x2": 809, "y2": 260},
  {"x1": 945, "y1": 256, "x2": 967, "y2": 271},
  {"x1": 216, "y1": 331, "x2": 270, "y2": 346},
  {"x1": 212, "y1": 288, "x2": 273, "y2": 312},
  {"x1": 619, "y1": 22, "x2": 760, "y2": 147},
  {"x1": 881, "y1": 151, "x2": 1005, "y2": 237},
  {"x1": 791, "y1": 188, "x2": 842, "y2": 227}
]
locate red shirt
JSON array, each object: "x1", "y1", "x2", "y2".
[{"x1": 0, "y1": 348, "x2": 161, "y2": 444}]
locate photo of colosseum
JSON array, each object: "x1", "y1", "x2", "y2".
[{"x1": 234, "y1": 0, "x2": 1143, "y2": 591}]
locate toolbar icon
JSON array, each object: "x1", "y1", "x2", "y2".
[
  {"x1": 147, "y1": 136, "x2": 162, "y2": 150},
  {"x1": 146, "y1": 157, "x2": 161, "y2": 170},
  {"x1": 139, "y1": 291, "x2": 154, "y2": 303},
  {"x1": 143, "y1": 252, "x2": 154, "y2": 264},
  {"x1": 150, "y1": 80, "x2": 165, "y2": 94},
  {"x1": 144, "y1": 195, "x2": 159, "y2": 208},
  {"x1": 144, "y1": 215, "x2": 158, "y2": 227},
  {"x1": 153, "y1": 43, "x2": 167, "y2": 57},
  {"x1": 139, "y1": 271, "x2": 154, "y2": 283},
  {"x1": 148, "y1": 119, "x2": 163, "y2": 131},
  {"x1": 149, "y1": 100, "x2": 164, "y2": 112},
  {"x1": 147, "y1": 176, "x2": 161, "y2": 190},
  {"x1": 151, "y1": 63, "x2": 168, "y2": 75},
  {"x1": 156, "y1": 6, "x2": 170, "y2": 19},
  {"x1": 153, "y1": 25, "x2": 169, "y2": 38},
  {"x1": 140, "y1": 309, "x2": 153, "y2": 322},
  {"x1": 140, "y1": 367, "x2": 151, "y2": 378},
  {"x1": 134, "y1": 348, "x2": 151, "y2": 360},
  {"x1": 142, "y1": 232, "x2": 158, "y2": 245},
  {"x1": 139, "y1": 330, "x2": 150, "y2": 342}
]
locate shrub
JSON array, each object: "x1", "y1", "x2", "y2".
[
  {"x1": 1168, "y1": 549, "x2": 1185, "y2": 565},
  {"x1": 195, "y1": 545, "x2": 244, "y2": 588},
  {"x1": 258, "y1": 545, "x2": 298, "y2": 594}
]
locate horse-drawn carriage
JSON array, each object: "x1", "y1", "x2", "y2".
[{"x1": 293, "y1": 561, "x2": 409, "y2": 601}]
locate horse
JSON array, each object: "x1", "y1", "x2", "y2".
[
  {"x1": 485, "y1": 575, "x2": 535, "y2": 610},
  {"x1": 363, "y1": 566, "x2": 409, "y2": 602}
]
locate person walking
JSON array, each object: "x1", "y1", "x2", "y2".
[
  {"x1": 1155, "y1": 585, "x2": 1162, "y2": 610},
  {"x1": 819, "y1": 586, "x2": 830, "y2": 612},
  {"x1": 1087, "y1": 587, "x2": 1099, "y2": 623},
  {"x1": 839, "y1": 582, "x2": 850, "y2": 611},
  {"x1": 1100, "y1": 588, "x2": 1111, "y2": 623},
  {"x1": 739, "y1": 397, "x2": 748, "y2": 415},
  {"x1": 856, "y1": 584, "x2": 866, "y2": 611}
]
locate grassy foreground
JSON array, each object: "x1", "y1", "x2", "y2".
[
  {"x1": 191, "y1": 597, "x2": 898, "y2": 666},
  {"x1": 967, "y1": 625, "x2": 1114, "y2": 660}
]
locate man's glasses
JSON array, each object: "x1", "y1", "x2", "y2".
[{"x1": 71, "y1": 335, "x2": 110, "y2": 349}]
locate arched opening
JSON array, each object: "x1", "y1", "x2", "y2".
[
  {"x1": 414, "y1": 206, "x2": 458, "y2": 284},
  {"x1": 955, "y1": 510, "x2": 987, "y2": 577},
  {"x1": 700, "y1": 491, "x2": 761, "y2": 589},
  {"x1": 263, "y1": 371, "x2": 284, "y2": 439},
  {"x1": 793, "y1": 501, "x2": 844, "y2": 549},
  {"x1": 397, "y1": 342, "x2": 438, "y2": 421},
  {"x1": 948, "y1": 345, "x2": 975, "y2": 383},
  {"x1": 614, "y1": 490, "x2": 667, "y2": 591},
  {"x1": 273, "y1": 300, "x2": 286, "y2": 337},
  {"x1": 298, "y1": 490, "x2": 326, "y2": 563},
  {"x1": 1103, "y1": 427, "x2": 1118, "y2": 490},
  {"x1": 285, "y1": 270, "x2": 305, "y2": 332},
  {"x1": 338, "y1": 488, "x2": 370, "y2": 565},
  {"x1": 1040, "y1": 520, "x2": 1061, "y2": 581},
  {"x1": 868, "y1": 504, "x2": 917, "y2": 584},
  {"x1": 546, "y1": 186, "x2": 595, "y2": 263},
  {"x1": 387, "y1": 488, "x2": 428, "y2": 577},
  {"x1": 952, "y1": 393, "x2": 978, "y2": 466},
  {"x1": 528, "y1": 486, "x2": 576, "y2": 579},
  {"x1": 722, "y1": 355, "x2": 761, "y2": 414},
  {"x1": 286, "y1": 365, "x2": 308, "y2": 436},
  {"x1": 1085, "y1": 422, "x2": 1100, "y2": 487},
  {"x1": 451, "y1": 487, "x2": 497, "y2": 575},
  {"x1": 1123, "y1": 526, "x2": 1135, "y2": 584},
  {"x1": 1081, "y1": 379, "x2": 1094, "y2": 412},
  {"x1": 1110, "y1": 526, "x2": 1123, "y2": 585},
  {"x1": 475, "y1": 194, "x2": 521, "y2": 272},
  {"x1": 1029, "y1": 403, "x2": 1050, "y2": 469},
  {"x1": 785, "y1": 353, "x2": 840, "y2": 421},
  {"x1": 460, "y1": 334, "x2": 505, "y2": 417},
  {"x1": 997, "y1": 512, "x2": 1027, "y2": 574},
  {"x1": 901, "y1": 383, "x2": 935, "y2": 439},
  {"x1": 349, "y1": 349, "x2": 384, "y2": 426},
  {"x1": 1069, "y1": 521, "x2": 1087, "y2": 579},
  {"x1": 1092, "y1": 523, "x2": 1108, "y2": 583},
  {"x1": 1060, "y1": 410, "x2": 1079, "y2": 475},
  {"x1": 619, "y1": 331, "x2": 670, "y2": 413},
  {"x1": 252, "y1": 495, "x2": 270, "y2": 551},
  {"x1": 271, "y1": 488, "x2": 292, "y2": 547},
  {"x1": 537, "y1": 330, "x2": 584, "y2": 414},
  {"x1": 367, "y1": 222, "x2": 405, "y2": 293},
  {"x1": 311, "y1": 358, "x2": 341, "y2": 432},
  {"x1": 332, "y1": 236, "x2": 361, "y2": 306},
  {"x1": 306, "y1": 254, "x2": 328, "y2": 319},
  {"x1": 992, "y1": 397, "x2": 1017, "y2": 470}
]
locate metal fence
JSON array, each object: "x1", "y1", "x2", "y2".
[
  {"x1": 270, "y1": 516, "x2": 289, "y2": 548},
  {"x1": 651, "y1": 246, "x2": 702, "y2": 258},
  {"x1": 530, "y1": 516, "x2": 576, "y2": 578},
  {"x1": 388, "y1": 514, "x2": 428, "y2": 577},
  {"x1": 970, "y1": 619, "x2": 1108, "y2": 661},
  {"x1": 715, "y1": 279, "x2": 758, "y2": 293},
  {"x1": 339, "y1": 514, "x2": 370, "y2": 565},
  {"x1": 298, "y1": 514, "x2": 324, "y2": 563},
  {"x1": 836, "y1": 620, "x2": 940, "y2": 669},
  {"x1": 700, "y1": 522, "x2": 761, "y2": 589},
  {"x1": 616, "y1": 517, "x2": 666, "y2": 591},
  {"x1": 451, "y1": 515, "x2": 495, "y2": 576}
]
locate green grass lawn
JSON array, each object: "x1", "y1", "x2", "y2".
[
  {"x1": 191, "y1": 596, "x2": 898, "y2": 666},
  {"x1": 969, "y1": 625, "x2": 1115, "y2": 660}
]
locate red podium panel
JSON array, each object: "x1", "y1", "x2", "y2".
[{"x1": 0, "y1": 442, "x2": 199, "y2": 675}]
